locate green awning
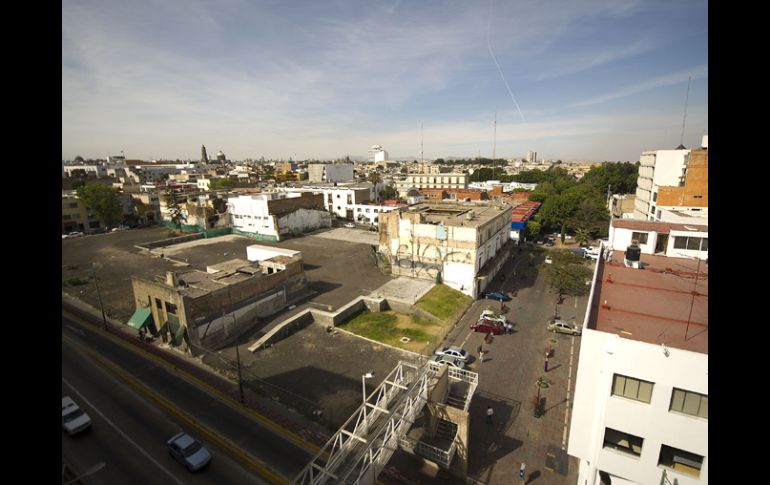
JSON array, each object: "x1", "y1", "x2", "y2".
[{"x1": 127, "y1": 308, "x2": 153, "y2": 330}]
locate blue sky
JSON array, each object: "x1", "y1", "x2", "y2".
[{"x1": 62, "y1": 0, "x2": 708, "y2": 162}]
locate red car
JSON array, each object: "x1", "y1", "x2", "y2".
[{"x1": 470, "y1": 318, "x2": 504, "y2": 334}]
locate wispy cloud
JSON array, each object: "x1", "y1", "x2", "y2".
[{"x1": 567, "y1": 65, "x2": 708, "y2": 108}]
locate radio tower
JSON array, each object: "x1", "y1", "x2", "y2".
[{"x1": 679, "y1": 76, "x2": 691, "y2": 147}]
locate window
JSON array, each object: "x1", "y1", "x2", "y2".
[
  {"x1": 612, "y1": 374, "x2": 653, "y2": 403},
  {"x1": 68, "y1": 202, "x2": 78, "y2": 208},
  {"x1": 670, "y1": 388, "x2": 708, "y2": 419},
  {"x1": 693, "y1": 195, "x2": 703, "y2": 199},
  {"x1": 658, "y1": 445, "x2": 704, "y2": 477},
  {"x1": 166, "y1": 302, "x2": 178, "y2": 315},
  {"x1": 603, "y1": 428, "x2": 643, "y2": 457},
  {"x1": 63, "y1": 215, "x2": 72, "y2": 221},
  {"x1": 673, "y1": 236, "x2": 707, "y2": 251},
  {"x1": 631, "y1": 232, "x2": 649, "y2": 244},
  {"x1": 155, "y1": 298, "x2": 163, "y2": 310},
  {"x1": 652, "y1": 192, "x2": 657, "y2": 202}
]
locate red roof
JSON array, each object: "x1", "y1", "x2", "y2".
[{"x1": 611, "y1": 219, "x2": 708, "y2": 233}]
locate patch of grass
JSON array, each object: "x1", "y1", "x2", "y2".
[
  {"x1": 409, "y1": 315, "x2": 434, "y2": 326},
  {"x1": 415, "y1": 284, "x2": 472, "y2": 321},
  {"x1": 63, "y1": 277, "x2": 88, "y2": 287},
  {"x1": 339, "y1": 311, "x2": 443, "y2": 352}
]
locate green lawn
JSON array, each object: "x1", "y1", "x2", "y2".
[
  {"x1": 338, "y1": 311, "x2": 443, "y2": 353},
  {"x1": 415, "y1": 284, "x2": 472, "y2": 321}
]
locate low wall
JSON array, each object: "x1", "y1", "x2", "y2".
[{"x1": 137, "y1": 232, "x2": 205, "y2": 250}]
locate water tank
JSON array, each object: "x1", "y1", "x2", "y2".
[{"x1": 624, "y1": 245, "x2": 641, "y2": 268}]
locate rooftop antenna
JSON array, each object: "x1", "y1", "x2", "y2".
[{"x1": 679, "y1": 76, "x2": 691, "y2": 147}]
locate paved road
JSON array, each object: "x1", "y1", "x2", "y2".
[{"x1": 62, "y1": 313, "x2": 313, "y2": 484}]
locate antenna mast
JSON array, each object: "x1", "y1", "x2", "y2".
[
  {"x1": 420, "y1": 123, "x2": 424, "y2": 163},
  {"x1": 679, "y1": 76, "x2": 691, "y2": 147},
  {"x1": 493, "y1": 111, "x2": 497, "y2": 178}
]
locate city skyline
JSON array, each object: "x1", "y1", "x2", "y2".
[{"x1": 63, "y1": 0, "x2": 708, "y2": 162}]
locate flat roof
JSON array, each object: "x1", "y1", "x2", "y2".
[
  {"x1": 611, "y1": 219, "x2": 708, "y2": 233},
  {"x1": 590, "y1": 253, "x2": 707, "y2": 354},
  {"x1": 406, "y1": 203, "x2": 509, "y2": 228}
]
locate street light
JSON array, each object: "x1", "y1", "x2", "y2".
[
  {"x1": 362, "y1": 372, "x2": 374, "y2": 432},
  {"x1": 91, "y1": 263, "x2": 108, "y2": 331}
]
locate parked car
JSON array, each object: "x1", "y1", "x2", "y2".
[
  {"x1": 67, "y1": 231, "x2": 84, "y2": 238},
  {"x1": 434, "y1": 345, "x2": 470, "y2": 362},
  {"x1": 547, "y1": 319, "x2": 582, "y2": 336},
  {"x1": 470, "y1": 319, "x2": 504, "y2": 334},
  {"x1": 583, "y1": 246, "x2": 600, "y2": 260},
  {"x1": 544, "y1": 256, "x2": 553, "y2": 264},
  {"x1": 483, "y1": 291, "x2": 511, "y2": 302},
  {"x1": 167, "y1": 432, "x2": 212, "y2": 472},
  {"x1": 111, "y1": 225, "x2": 129, "y2": 232},
  {"x1": 344, "y1": 222, "x2": 355, "y2": 228},
  {"x1": 430, "y1": 354, "x2": 467, "y2": 369},
  {"x1": 62, "y1": 396, "x2": 92, "y2": 435},
  {"x1": 480, "y1": 309, "x2": 507, "y2": 325}
]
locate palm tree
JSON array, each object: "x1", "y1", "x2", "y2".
[{"x1": 574, "y1": 228, "x2": 592, "y2": 246}]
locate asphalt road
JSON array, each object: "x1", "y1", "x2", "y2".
[{"x1": 62, "y1": 313, "x2": 313, "y2": 484}]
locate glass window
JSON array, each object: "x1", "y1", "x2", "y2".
[
  {"x1": 686, "y1": 237, "x2": 701, "y2": 250},
  {"x1": 603, "y1": 428, "x2": 643, "y2": 457},
  {"x1": 701, "y1": 238, "x2": 708, "y2": 251},
  {"x1": 670, "y1": 388, "x2": 708, "y2": 419},
  {"x1": 658, "y1": 445, "x2": 704, "y2": 477},
  {"x1": 673, "y1": 237, "x2": 687, "y2": 249},
  {"x1": 632, "y1": 232, "x2": 649, "y2": 244},
  {"x1": 612, "y1": 374, "x2": 654, "y2": 403}
]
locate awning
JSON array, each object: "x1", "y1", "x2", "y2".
[{"x1": 127, "y1": 308, "x2": 153, "y2": 330}]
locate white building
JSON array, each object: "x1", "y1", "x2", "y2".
[
  {"x1": 228, "y1": 192, "x2": 330, "y2": 241},
  {"x1": 634, "y1": 148, "x2": 689, "y2": 221},
  {"x1": 352, "y1": 202, "x2": 407, "y2": 226},
  {"x1": 607, "y1": 219, "x2": 707, "y2": 260},
  {"x1": 307, "y1": 163, "x2": 354, "y2": 183},
  {"x1": 469, "y1": 180, "x2": 537, "y2": 192},
  {"x1": 379, "y1": 203, "x2": 513, "y2": 298},
  {"x1": 280, "y1": 183, "x2": 373, "y2": 220},
  {"x1": 526, "y1": 150, "x2": 537, "y2": 163},
  {"x1": 394, "y1": 173, "x2": 469, "y2": 198},
  {"x1": 63, "y1": 164, "x2": 107, "y2": 178},
  {"x1": 368, "y1": 145, "x2": 389, "y2": 163},
  {"x1": 568, "y1": 248, "x2": 707, "y2": 485}
]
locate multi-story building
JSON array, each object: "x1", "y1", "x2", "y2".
[
  {"x1": 526, "y1": 150, "x2": 537, "y2": 164},
  {"x1": 228, "y1": 192, "x2": 330, "y2": 241},
  {"x1": 378, "y1": 202, "x2": 513, "y2": 298},
  {"x1": 307, "y1": 163, "x2": 354, "y2": 183},
  {"x1": 368, "y1": 145, "x2": 389, "y2": 163},
  {"x1": 607, "y1": 219, "x2": 707, "y2": 260},
  {"x1": 568, "y1": 246, "x2": 707, "y2": 485},
  {"x1": 395, "y1": 173, "x2": 469, "y2": 198},
  {"x1": 61, "y1": 193, "x2": 99, "y2": 233},
  {"x1": 654, "y1": 141, "x2": 708, "y2": 221},
  {"x1": 352, "y1": 200, "x2": 407, "y2": 226},
  {"x1": 280, "y1": 183, "x2": 373, "y2": 220},
  {"x1": 633, "y1": 139, "x2": 704, "y2": 221},
  {"x1": 609, "y1": 194, "x2": 637, "y2": 219}
]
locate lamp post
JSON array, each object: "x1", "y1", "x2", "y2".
[
  {"x1": 91, "y1": 263, "x2": 108, "y2": 331},
  {"x1": 362, "y1": 372, "x2": 374, "y2": 432},
  {"x1": 233, "y1": 315, "x2": 244, "y2": 404}
]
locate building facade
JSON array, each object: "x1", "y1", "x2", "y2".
[
  {"x1": 378, "y1": 203, "x2": 513, "y2": 298},
  {"x1": 228, "y1": 192, "x2": 330, "y2": 241},
  {"x1": 395, "y1": 173, "x2": 469, "y2": 198},
  {"x1": 307, "y1": 163, "x2": 354, "y2": 183},
  {"x1": 607, "y1": 219, "x2": 707, "y2": 260},
  {"x1": 280, "y1": 184, "x2": 373, "y2": 220},
  {"x1": 634, "y1": 148, "x2": 690, "y2": 221}
]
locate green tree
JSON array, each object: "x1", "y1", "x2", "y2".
[
  {"x1": 163, "y1": 190, "x2": 187, "y2": 231},
  {"x1": 580, "y1": 162, "x2": 639, "y2": 194},
  {"x1": 523, "y1": 220, "x2": 541, "y2": 240},
  {"x1": 539, "y1": 249, "x2": 592, "y2": 299},
  {"x1": 367, "y1": 171, "x2": 382, "y2": 185},
  {"x1": 574, "y1": 228, "x2": 592, "y2": 246},
  {"x1": 568, "y1": 199, "x2": 610, "y2": 238},
  {"x1": 379, "y1": 184, "x2": 397, "y2": 200},
  {"x1": 76, "y1": 182, "x2": 122, "y2": 228},
  {"x1": 210, "y1": 178, "x2": 236, "y2": 190}
]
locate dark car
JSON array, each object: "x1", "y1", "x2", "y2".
[
  {"x1": 167, "y1": 432, "x2": 211, "y2": 472},
  {"x1": 483, "y1": 291, "x2": 511, "y2": 302},
  {"x1": 470, "y1": 319, "x2": 504, "y2": 334}
]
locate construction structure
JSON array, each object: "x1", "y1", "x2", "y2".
[{"x1": 293, "y1": 359, "x2": 477, "y2": 484}]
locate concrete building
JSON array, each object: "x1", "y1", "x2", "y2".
[
  {"x1": 228, "y1": 192, "x2": 331, "y2": 241},
  {"x1": 130, "y1": 250, "x2": 308, "y2": 350},
  {"x1": 526, "y1": 150, "x2": 537, "y2": 163},
  {"x1": 368, "y1": 145, "x2": 389, "y2": 163},
  {"x1": 61, "y1": 192, "x2": 100, "y2": 233},
  {"x1": 395, "y1": 173, "x2": 469, "y2": 198},
  {"x1": 607, "y1": 219, "x2": 708, "y2": 260},
  {"x1": 508, "y1": 201, "x2": 541, "y2": 242},
  {"x1": 63, "y1": 164, "x2": 107, "y2": 178},
  {"x1": 378, "y1": 202, "x2": 513, "y2": 298},
  {"x1": 280, "y1": 183, "x2": 373, "y2": 220},
  {"x1": 159, "y1": 190, "x2": 230, "y2": 232},
  {"x1": 568, "y1": 248, "x2": 707, "y2": 485},
  {"x1": 654, "y1": 144, "x2": 708, "y2": 221},
  {"x1": 609, "y1": 194, "x2": 637, "y2": 219},
  {"x1": 352, "y1": 200, "x2": 407, "y2": 226},
  {"x1": 308, "y1": 163, "x2": 354, "y2": 183},
  {"x1": 634, "y1": 144, "x2": 693, "y2": 221}
]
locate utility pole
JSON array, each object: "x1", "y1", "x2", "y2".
[
  {"x1": 91, "y1": 263, "x2": 108, "y2": 331},
  {"x1": 492, "y1": 111, "x2": 497, "y2": 180}
]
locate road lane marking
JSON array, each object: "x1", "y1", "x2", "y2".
[
  {"x1": 562, "y1": 336, "x2": 576, "y2": 450},
  {"x1": 62, "y1": 378, "x2": 187, "y2": 485}
]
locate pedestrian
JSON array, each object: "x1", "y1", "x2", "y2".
[
  {"x1": 519, "y1": 462, "x2": 526, "y2": 481},
  {"x1": 480, "y1": 350, "x2": 485, "y2": 364},
  {"x1": 486, "y1": 406, "x2": 494, "y2": 424},
  {"x1": 545, "y1": 355, "x2": 549, "y2": 372}
]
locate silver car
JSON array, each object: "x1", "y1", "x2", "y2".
[
  {"x1": 430, "y1": 354, "x2": 467, "y2": 369},
  {"x1": 547, "y1": 319, "x2": 581, "y2": 336},
  {"x1": 434, "y1": 345, "x2": 470, "y2": 362},
  {"x1": 167, "y1": 432, "x2": 212, "y2": 472}
]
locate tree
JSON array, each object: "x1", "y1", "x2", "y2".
[
  {"x1": 379, "y1": 184, "x2": 398, "y2": 200},
  {"x1": 76, "y1": 183, "x2": 122, "y2": 228},
  {"x1": 210, "y1": 178, "x2": 236, "y2": 190},
  {"x1": 574, "y1": 228, "x2": 592, "y2": 246},
  {"x1": 367, "y1": 171, "x2": 382, "y2": 185},
  {"x1": 163, "y1": 190, "x2": 187, "y2": 231},
  {"x1": 539, "y1": 249, "x2": 592, "y2": 299},
  {"x1": 523, "y1": 220, "x2": 541, "y2": 241}
]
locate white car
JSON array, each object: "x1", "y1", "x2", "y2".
[
  {"x1": 344, "y1": 223, "x2": 355, "y2": 228},
  {"x1": 583, "y1": 246, "x2": 600, "y2": 260},
  {"x1": 111, "y1": 225, "x2": 129, "y2": 232},
  {"x1": 547, "y1": 319, "x2": 582, "y2": 336},
  {"x1": 544, "y1": 256, "x2": 553, "y2": 264},
  {"x1": 167, "y1": 432, "x2": 212, "y2": 472},
  {"x1": 62, "y1": 396, "x2": 92, "y2": 435},
  {"x1": 67, "y1": 231, "x2": 84, "y2": 238},
  {"x1": 480, "y1": 310, "x2": 507, "y2": 325},
  {"x1": 434, "y1": 345, "x2": 470, "y2": 362}
]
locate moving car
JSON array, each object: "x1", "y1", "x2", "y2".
[
  {"x1": 547, "y1": 319, "x2": 582, "y2": 336},
  {"x1": 62, "y1": 396, "x2": 92, "y2": 435},
  {"x1": 470, "y1": 319, "x2": 504, "y2": 334},
  {"x1": 434, "y1": 345, "x2": 470, "y2": 362},
  {"x1": 430, "y1": 354, "x2": 467, "y2": 369},
  {"x1": 344, "y1": 222, "x2": 356, "y2": 228},
  {"x1": 167, "y1": 432, "x2": 212, "y2": 472},
  {"x1": 483, "y1": 291, "x2": 511, "y2": 302},
  {"x1": 111, "y1": 225, "x2": 129, "y2": 232},
  {"x1": 67, "y1": 231, "x2": 84, "y2": 238}
]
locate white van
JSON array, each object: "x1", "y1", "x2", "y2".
[{"x1": 62, "y1": 396, "x2": 92, "y2": 435}]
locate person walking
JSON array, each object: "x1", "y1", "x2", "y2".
[
  {"x1": 486, "y1": 406, "x2": 494, "y2": 424},
  {"x1": 519, "y1": 462, "x2": 526, "y2": 482},
  {"x1": 545, "y1": 355, "x2": 549, "y2": 372}
]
